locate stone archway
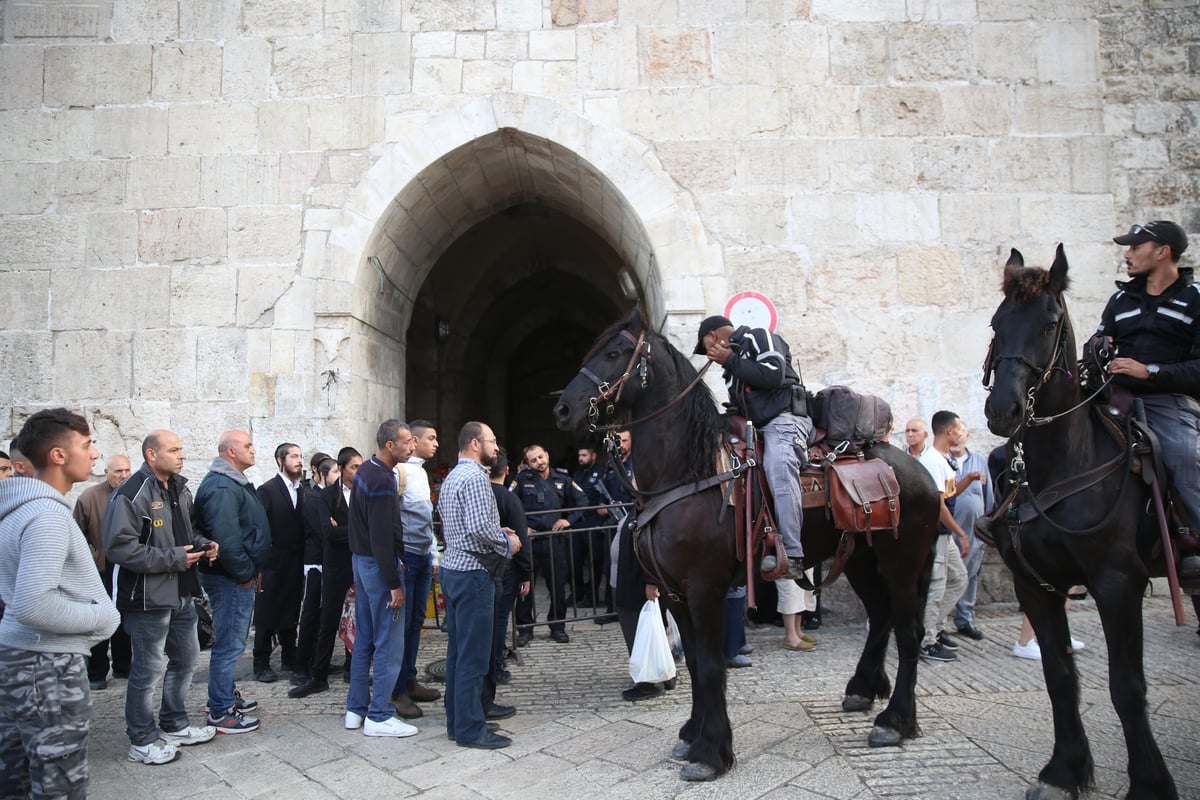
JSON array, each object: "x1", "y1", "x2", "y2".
[{"x1": 315, "y1": 94, "x2": 724, "y2": 450}]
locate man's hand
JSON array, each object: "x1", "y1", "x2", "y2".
[
  {"x1": 503, "y1": 527, "x2": 522, "y2": 554},
  {"x1": 519, "y1": 580, "x2": 531, "y2": 598},
  {"x1": 645, "y1": 584, "x2": 660, "y2": 601},
  {"x1": 706, "y1": 340, "x2": 734, "y2": 365},
  {"x1": 551, "y1": 518, "x2": 570, "y2": 531},
  {"x1": 957, "y1": 531, "x2": 971, "y2": 557},
  {"x1": 183, "y1": 545, "x2": 206, "y2": 566},
  {"x1": 1108, "y1": 357, "x2": 1152, "y2": 380},
  {"x1": 389, "y1": 587, "x2": 405, "y2": 609}
]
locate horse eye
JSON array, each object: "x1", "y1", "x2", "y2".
[{"x1": 606, "y1": 350, "x2": 620, "y2": 359}]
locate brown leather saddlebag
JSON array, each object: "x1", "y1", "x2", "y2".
[{"x1": 826, "y1": 457, "x2": 901, "y2": 534}]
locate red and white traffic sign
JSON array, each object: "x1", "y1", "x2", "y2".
[{"x1": 724, "y1": 291, "x2": 778, "y2": 332}]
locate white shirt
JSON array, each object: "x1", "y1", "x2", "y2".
[{"x1": 916, "y1": 446, "x2": 957, "y2": 499}]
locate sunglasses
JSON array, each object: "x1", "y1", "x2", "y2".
[{"x1": 1128, "y1": 224, "x2": 1169, "y2": 247}]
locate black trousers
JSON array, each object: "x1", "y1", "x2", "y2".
[
  {"x1": 514, "y1": 538, "x2": 568, "y2": 635},
  {"x1": 88, "y1": 562, "x2": 131, "y2": 680},
  {"x1": 308, "y1": 555, "x2": 353, "y2": 680},
  {"x1": 292, "y1": 566, "x2": 323, "y2": 677}
]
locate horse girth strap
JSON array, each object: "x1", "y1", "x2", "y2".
[
  {"x1": 1012, "y1": 448, "x2": 1128, "y2": 527},
  {"x1": 636, "y1": 464, "x2": 748, "y2": 530}
]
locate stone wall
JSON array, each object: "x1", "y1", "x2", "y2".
[{"x1": 1, "y1": 0, "x2": 1197, "y2": 498}]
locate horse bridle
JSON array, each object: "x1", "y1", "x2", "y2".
[{"x1": 981, "y1": 304, "x2": 1081, "y2": 428}]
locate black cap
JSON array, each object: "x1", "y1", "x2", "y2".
[
  {"x1": 694, "y1": 315, "x2": 733, "y2": 355},
  {"x1": 1113, "y1": 220, "x2": 1188, "y2": 258}
]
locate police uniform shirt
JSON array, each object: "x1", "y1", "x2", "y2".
[{"x1": 508, "y1": 468, "x2": 586, "y2": 532}]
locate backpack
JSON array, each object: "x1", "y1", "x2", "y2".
[{"x1": 810, "y1": 385, "x2": 893, "y2": 452}]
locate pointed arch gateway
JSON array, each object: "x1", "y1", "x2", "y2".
[{"x1": 322, "y1": 94, "x2": 723, "y2": 457}]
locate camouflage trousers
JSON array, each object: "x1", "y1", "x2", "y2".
[{"x1": 0, "y1": 646, "x2": 91, "y2": 800}]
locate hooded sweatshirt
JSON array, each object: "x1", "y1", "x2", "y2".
[{"x1": 0, "y1": 476, "x2": 122, "y2": 655}]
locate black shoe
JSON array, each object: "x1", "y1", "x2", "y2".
[
  {"x1": 289, "y1": 671, "x2": 309, "y2": 686},
  {"x1": 89, "y1": 679, "x2": 107, "y2": 690},
  {"x1": 802, "y1": 613, "x2": 821, "y2": 631},
  {"x1": 112, "y1": 668, "x2": 130, "y2": 679},
  {"x1": 484, "y1": 703, "x2": 517, "y2": 720},
  {"x1": 287, "y1": 678, "x2": 329, "y2": 699},
  {"x1": 955, "y1": 623, "x2": 985, "y2": 641},
  {"x1": 254, "y1": 668, "x2": 279, "y2": 683},
  {"x1": 663, "y1": 677, "x2": 677, "y2": 691},
  {"x1": 920, "y1": 643, "x2": 957, "y2": 662},
  {"x1": 457, "y1": 732, "x2": 512, "y2": 750},
  {"x1": 516, "y1": 631, "x2": 532, "y2": 647},
  {"x1": 936, "y1": 631, "x2": 959, "y2": 650},
  {"x1": 496, "y1": 670, "x2": 512, "y2": 685},
  {"x1": 622, "y1": 683, "x2": 666, "y2": 702},
  {"x1": 447, "y1": 722, "x2": 499, "y2": 741},
  {"x1": 550, "y1": 630, "x2": 570, "y2": 644}
]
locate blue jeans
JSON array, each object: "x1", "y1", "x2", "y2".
[
  {"x1": 395, "y1": 550, "x2": 433, "y2": 693},
  {"x1": 762, "y1": 412, "x2": 813, "y2": 558},
  {"x1": 1142, "y1": 393, "x2": 1200, "y2": 532},
  {"x1": 123, "y1": 597, "x2": 199, "y2": 746},
  {"x1": 442, "y1": 567, "x2": 494, "y2": 743},
  {"x1": 199, "y1": 573, "x2": 255, "y2": 717},
  {"x1": 347, "y1": 554, "x2": 406, "y2": 723}
]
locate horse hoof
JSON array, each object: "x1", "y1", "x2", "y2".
[
  {"x1": 842, "y1": 694, "x2": 874, "y2": 712},
  {"x1": 1026, "y1": 782, "x2": 1074, "y2": 800},
  {"x1": 681, "y1": 762, "x2": 718, "y2": 782},
  {"x1": 867, "y1": 725, "x2": 902, "y2": 747},
  {"x1": 670, "y1": 740, "x2": 690, "y2": 760}
]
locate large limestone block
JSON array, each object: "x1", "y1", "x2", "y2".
[
  {"x1": 180, "y1": 0, "x2": 240, "y2": 40},
  {"x1": 412, "y1": 31, "x2": 457, "y2": 57},
  {"x1": 53, "y1": 330, "x2": 134, "y2": 401},
  {"x1": 912, "y1": 137, "x2": 989, "y2": 191},
  {"x1": 455, "y1": 32, "x2": 487, "y2": 59},
  {"x1": 94, "y1": 107, "x2": 169, "y2": 157},
  {"x1": 639, "y1": 27, "x2": 713, "y2": 87},
  {"x1": 243, "y1": 0, "x2": 323, "y2": 36},
  {"x1": 699, "y1": 193, "x2": 790, "y2": 248},
  {"x1": 577, "y1": 26, "x2": 638, "y2": 90},
  {"x1": 889, "y1": 24, "x2": 971, "y2": 82},
  {"x1": 1035, "y1": 21, "x2": 1100, "y2": 83},
  {"x1": 486, "y1": 31, "x2": 528, "y2": 61},
  {"x1": 309, "y1": 97, "x2": 386, "y2": 150},
  {"x1": 709, "y1": 87, "x2": 789, "y2": 139},
  {"x1": 170, "y1": 264, "x2": 238, "y2": 327},
  {"x1": 938, "y1": 193, "x2": 1021, "y2": 245},
  {"x1": 86, "y1": 212, "x2": 138, "y2": 268},
  {"x1": 49, "y1": 266, "x2": 170, "y2": 331},
  {"x1": 127, "y1": 157, "x2": 201, "y2": 209},
  {"x1": 971, "y1": 23, "x2": 1038, "y2": 82},
  {"x1": 620, "y1": 88, "x2": 711, "y2": 139},
  {"x1": 896, "y1": 245, "x2": 963, "y2": 306},
  {"x1": 790, "y1": 87, "x2": 861, "y2": 136},
  {"x1": 280, "y1": 153, "x2": 324, "y2": 201},
  {"x1": 138, "y1": 208, "x2": 227, "y2": 264},
  {"x1": 112, "y1": 0, "x2": 179, "y2": 42},
  {"x1": 407, "y1": 0, "x2": 496, "y2": 30},
  {"x1": 0, "y1": 47, "x2": 44, "y2": 109},
  {"x1": 811, "y1": 0, "x2": 906, "y2": 23},
  {"x1": 714, "y1": 24, "x2": 829, "y2": 86},
  {"x1": 229, "y1": 206, "x2": 302, "y2": 264},
  {"x1": 0, "y1": 332, "x2": 53, "y2": 406},
  {"x1": 196, "y1": 329, "x2": 249, "y2": 401},
  {"x1": 44, "y1": 45, "x2": 151, "y2": 107},
  {"x1": 0, "y1": 271, "x2": 50, "y2": 329},
  {"x1": 0, "y1": 163, "x2": 55, "y2": 214},
  {"x1": 466, "y1": 60, "x2": 514, "y2": 94},
  {"x1": 0, "y1": 216, "x2": 85, "y2": 270},
  {"x1": 1019, "y1": 195, "x2": 1114, "y2": 244},
  {"x1": 829, "y1": 23, "x2": 887, "y2": 84},
  {"x1": 656, "y1": 141, "x2": 736, "y2": 192},
  {"x1": 1070, "y1": 136, "x2": 1111, "y2": 193},
  {"x1": 56, "y1": 160, "x2": 127, "y2": 213},
  {"x1": 808, "y1": 246, "x2": 899, "y2": 309},
  {"x1": 530, "y1": 29, "x2": 575, "y2": 60},
  {"x1": 237, "y1": 265, "x2": 302, "y2": 327},
  {"x1": 132, "y1": 328, "x2": 197, "y2": 401},
  {"x1": 736, "y1": 140, "x2": 827, "y2": 191},
  {"x1": 551, "y1": 0, "x2": 618, "y2": 26},
  {"x1": 201, "y1": 155, "x2": 281, "y2": 207},
  {"x1": 978, "y1": 0, "x2": 1102, "y2": 21},
  {"x1": 152, "y1": 41, "x2": 222, "y2": 102},
  {"x1": 498, "y1": 0, "x2": 543, "y2": 31},
  {"x1": 724, "y1": 248, "x2": 810, "y2": 315},
  {"x1": 258, "y1": 101, "x2": 313, "y2": 152},
  {"x1": 274, "y1": 36, "x2": 353, "y2": 97},
  {"x1": 856, "y1": 192, "x2": 939, "y2": 243},
  {"x1": 4, "y1": 1, "x2": 111, "y2": 39},
  {"x1": 168, "y1": 103, "x2": 258, "y2": 155},
  {"x1": 789, "y1": 193, "x2": 860, "y2": 245},
  {"x1": 1012, "y1": 85, "x2": 1103, "y2": 135},
  {"x1": 941, "y1": 85, "x2": 1012, "y2": 135},
  {"x1": 859, "y1": 87, "x2": 944, "y2": 136},
  {"x1": 826, "y1": 139, "x2": 912, "y2": 191},
  {"x1": 0, "y1": 110, "x2": 93, "y2": 161},
  {"x1": 413, "y1": 57, "x2": 464, "y2": 94},
  {"x1": 986, "y1": 137, "x2": 1072, "y2": 192},
  {"x1": 222, "y1": 39, "x2": 272, "y2": 100},
  {"x1": 351, "y1": 33, "x2": 413, "y2": 95}
]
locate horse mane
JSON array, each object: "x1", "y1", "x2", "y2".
[
  {"x1": 655, "y1": 331, "x2": 722, "y2": 483},
  {"x1": 1002, "y1": 266, "x2": 1070, "y2": 304}
]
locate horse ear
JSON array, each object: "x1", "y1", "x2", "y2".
[
  {"x1": 628, "y1": 306, "x2": 645, "y2": 333},
  {"x1": 1049, "y1": 243, "x2": 1069, "y2": 294},
  {"x1": 1005, "y1": 248, "x2": 1024, "y2": 268}
]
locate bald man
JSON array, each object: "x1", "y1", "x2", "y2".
[
  {"x1": 74, "y1": 454, "x2": 133, "y2": 689},
  {"x1": 192, "y1": 430, "x2": 272, "y2": 734},
  {"x1": 904, "y1": 418, "x2": 928, "y2": 458}
]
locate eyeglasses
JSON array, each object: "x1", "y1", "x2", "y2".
[
  {"x1": 477, "y1": 438, "x2": 497, "y2": 445},
  {"x1": 1129, "y1": 224, "x2": 1169, "y2": 247}
]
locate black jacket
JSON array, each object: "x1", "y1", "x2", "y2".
[
  {"x1": 491, "y1": 483, "x2": 532, "y2": 582},
  {"x1": 1096, "y1": 267, "x2": 1200, "y2": 400},
  {"x1": 193, "y1": 458, "x2": 271, "y2": 584},
  {"x1": 721, "y1": 325, "x2": 801, "y2": 427}
]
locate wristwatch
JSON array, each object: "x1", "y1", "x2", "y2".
[{"x1": 1146, "y1": 364, "x2": 1161, "y2": 382}]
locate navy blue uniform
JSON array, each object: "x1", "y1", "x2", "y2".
[{"x1": 509, "y1": 468, "x2": 587, "y2": 634}]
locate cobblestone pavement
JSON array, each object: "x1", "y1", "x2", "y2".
[{"x1": 85, "y1": 596, "x2": 1199, "y2": 800}]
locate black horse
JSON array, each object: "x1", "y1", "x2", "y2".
[
  {"x1": 553, "y1": 309, "x2": 941, "y2": 781},
  {"x1": 983, "y1": 246, "x2": 1177, "y2": 800}
]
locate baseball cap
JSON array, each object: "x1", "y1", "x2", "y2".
[
  {"x1": 1113, "y1": 220, "x2": 1188, "y2": 258},
  {"x1": 694, "y1": 315, "x2": 733, "y2": 355}
]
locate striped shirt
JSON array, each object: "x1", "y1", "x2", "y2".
[{"x1": 436, "y1": 458, "x2": 509, "y2": 573}]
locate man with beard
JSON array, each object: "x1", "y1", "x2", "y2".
[
  {"x1": 438, "y1": 422, "x2": 522, "y2": 749},
  {"x1": 252, "y1": 443, "x2": 311, "y2": 683}
]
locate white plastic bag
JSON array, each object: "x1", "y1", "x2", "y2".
[
  {"x1": 665, "y1": 609, "x2": 684, "y2": 663},
  {"x1": 629, "y1": 599, "x2": 677, "y2": 684}
]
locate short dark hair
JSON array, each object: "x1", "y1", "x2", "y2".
[
  {"x1": 337, "y1": 446, "x2": 362, "y2": 469},
  {"x1": 274, "y1": 442, "x2": 300, "y2": 464},
  {"x1": 409, "y1": 419, "x2": 436, "y2": 437},
  {"x1": 14, "y1": 408, "x2": 91, "y2": 470},
  {"x1": 931, "y1": 410, "x2": 960, "y2": 436},
  {"x1": 577, "y1": 444, "x2": 597, "y2": 455},
  {"x1": 490, "y1": 447, "x2": 509, "y2": 480},
  {"x1": 458, "y1": 421, "x2": 485, "y2": 452},
  {"x1": 309, "y1": 451, "x2": 331, "y2": 470},
  {"x1": 0, "y1": 451, "x2": 8, "y2": 460},
  {"x1": 317, "y1": 458, "x2": 337, "y2": 481},
  {"x1": 376, "y1": 420, "x2": 409, "y2": 450},
  {"x1": 141, "y1": 432, "x2": 163, "y2": 460}
]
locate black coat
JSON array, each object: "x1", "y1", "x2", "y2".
[
  {"x1": 319, "y1": 481, "x2": 352, "y2": 585},
  {"x1": 255, "y1": 475, "x2": 309, "y2": 629},
  {"x1": 491, "y1": 483, "x2": 533, "y2": 583}
]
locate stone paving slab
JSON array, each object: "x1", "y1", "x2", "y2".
[{"x1": 84, "y1": 597, "x2": 1200, "y2": 799}]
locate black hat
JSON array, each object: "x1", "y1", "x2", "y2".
[
  {"x1": 1113, "y1": 220, "x2": 1188, "y2": 258},
  {"x1": 694, "y1": 315, "x2": 733, "y2": 355}
]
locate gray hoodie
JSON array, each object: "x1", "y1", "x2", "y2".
[{"x1": 0, "y1": 476, "x2": 121, "y2": 655}]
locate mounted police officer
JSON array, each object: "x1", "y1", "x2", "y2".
[
  {"x1": 1090, "y1": 220, "x2": 1200, "y2": 578},
  {"x1": 695, "y1": 315, "x2": 814, "y2": 587},
  {"x1": 509, "y1": 444, "x2": 588, "y2": 644}
]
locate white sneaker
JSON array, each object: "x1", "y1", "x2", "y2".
[
  {"x1": 1070, "y1": 636, "x2": 1085, "y2": 650},
  {"x1": 127, "y1": 739, "x2": 180, "y2": 765},
  {"x1": 344, "y1": 711, "x2": 364, "y2": 730},
  {"x1": 1012, "y1": 639, "x2": 1042, "y2": 661},
  {"x1": 161, "y1": 725, "x2": 216, "y2": 746},
  {"x1": 363, "y1": 716, "x2": 418, "y2": 738}
]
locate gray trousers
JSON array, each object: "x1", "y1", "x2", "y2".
[
  {"x1": 923, "y1": 534, "x2": 967, "y2": 646},
  {"x1": 761, "y1": 412, "x2": 813, "y2": 559},
  {"x1": 1141, "y1": 393, "x2": 1200, "y2": 531}
]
